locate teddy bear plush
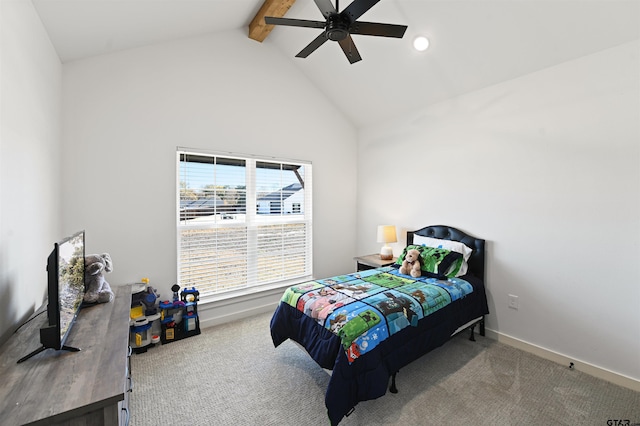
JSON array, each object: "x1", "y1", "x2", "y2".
[
  {"x1": 83, "y1": 253, "x2": 114, "y2": 304},
  {"x1": 399, "y1": 249, "x2": 422, "y2": 278}
]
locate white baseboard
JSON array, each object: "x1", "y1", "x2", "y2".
[
  {"x1": 199, "y1": 303, "x2": 277, "y2": 329},
  {"x1": 198, "y1": 295, "x2": 279, "y2": 329},
  {"x1": 485, "y1": 328, "x2": 640, "y2": 392}
]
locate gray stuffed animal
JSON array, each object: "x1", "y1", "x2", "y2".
[{"x1": 84, "y1": 253, "x2": 114, "y2": 304}]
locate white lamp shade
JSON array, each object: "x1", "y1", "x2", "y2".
[{"x1": 377, "y1": 225, "x2": 397, "y2": 243}]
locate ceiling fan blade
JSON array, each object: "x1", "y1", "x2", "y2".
[
  {"x1": 350, "y1": 21, "x2": 407, "y2": 38},
  {"x1": 338, "y1": 35, "x2": 362, "y2": 64},
  {"x1": 264, "y1": 16, "x2": 325, "y2": 29},
  {"x1": 296, "y1": 33, "x2": 329, "y2": 58},
  {"x1": 314, "y1": 0, "x2": 337, "y2": 18},
  {"x1": 342, "y1": 0, "x2": 381, "y2": 22}
]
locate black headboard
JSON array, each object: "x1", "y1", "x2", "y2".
[{"x1": 407, "y1": 225, "x2": 485, "y2": 282}]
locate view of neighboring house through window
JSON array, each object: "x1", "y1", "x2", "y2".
[{"x1": 177, "y1": 150, "x2": 312, "y2": 301}]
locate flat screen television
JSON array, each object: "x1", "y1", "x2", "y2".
[{"x1": 18, "y1": 230, "x2": 86, "y2": 363}]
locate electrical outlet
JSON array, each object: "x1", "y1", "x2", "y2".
[{"x1": 508, "y1": 294, "x2": 519, "y2": 310}]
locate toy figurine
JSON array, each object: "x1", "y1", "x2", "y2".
[{"x1": 171, "y1": 284, "x2": 180, "y2": 301}]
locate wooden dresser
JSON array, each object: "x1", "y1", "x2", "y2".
[{"x1": 0, "y1": 284, "x2": 132, "y2": 425}]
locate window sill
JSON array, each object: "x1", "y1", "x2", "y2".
[
  {"x1": 196, "y1": 279, "x2": 312, "y2": 328},
  {"x1": 200, "y1": 276, "x2": 312, "y2": 305}
]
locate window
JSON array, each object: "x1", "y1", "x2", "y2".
[{"x1": 177, "y1": 150, "x2": 312, "y2": 301}]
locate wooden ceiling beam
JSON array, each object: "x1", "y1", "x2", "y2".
[{"x1": 248, "y1": 0, "x2": 297, "y2": 42}]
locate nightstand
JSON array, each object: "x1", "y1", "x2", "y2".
[{"x1": 353, "y1": 254, "x2": 398, "y2": 272}]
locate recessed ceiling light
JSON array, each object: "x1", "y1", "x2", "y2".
[{"x1": 413, "y1": 36, "x2": 430, "y2": 52}]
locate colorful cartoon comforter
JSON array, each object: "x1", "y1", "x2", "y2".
[
  {"x1": 279, "y1": 267, "x2": 473, "y2": 363},
  {"x1": 271, "y1": 266, "x2": 489, "y2": 426}
]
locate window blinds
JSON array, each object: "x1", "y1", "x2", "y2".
[{"x1": 177, "y1": 150, "x2": 312, "y2": 299}]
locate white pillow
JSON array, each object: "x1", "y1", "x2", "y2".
[{"x1": 412, "y1": 235, "x2": 473, "y2": 276}]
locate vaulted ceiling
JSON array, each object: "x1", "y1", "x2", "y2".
[{"x1": 32, "y1": 0, "x2": 640, "y2": 128}]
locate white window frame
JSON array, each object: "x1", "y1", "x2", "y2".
[{"x1": 176, "y1": 148, "x2": 313, "y2": 302}]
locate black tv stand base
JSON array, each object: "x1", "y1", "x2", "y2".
[{"x1": 17, "y1": 344, "x2": 81, "y2": 364}]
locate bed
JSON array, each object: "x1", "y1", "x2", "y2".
[{"x1": 270, "y1": 225, "x2": 489, "y2": 425}]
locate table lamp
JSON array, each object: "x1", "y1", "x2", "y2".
[{"x1": 377, "y1": 225, "x2": 397, "y2": 260}]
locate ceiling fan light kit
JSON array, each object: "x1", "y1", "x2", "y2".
[{"x1": 264, "y1": 0, "x2": 408, "y2": 64}]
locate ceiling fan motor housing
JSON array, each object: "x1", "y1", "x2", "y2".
[
  {"x1": 326, "y1": 14, "x2": 350, "y2": 41},
  {"x1": 263, "y1": 0, "x2": 408, "y2": 64}
]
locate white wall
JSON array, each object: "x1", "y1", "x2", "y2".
[
  {"x1": 61, "y1": 30, "x2": 358, "y2": 324},
  {"x1": 5, "y1": 0, "x2": 636, "y2": 389},
  {"x1": 0, "y1": 0, "x2": 62, "y2": 343},
  {"x1": 357, "y1": 41, "x2": 640, "y2": 382}
]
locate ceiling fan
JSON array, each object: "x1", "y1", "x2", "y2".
[{"x1": 264, "y1": 0, "x2": 407, "y2": 64}]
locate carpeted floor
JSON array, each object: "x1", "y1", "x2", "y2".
[{"x1": 130, "y1": 312, "x2": 640, "y2": 425}]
